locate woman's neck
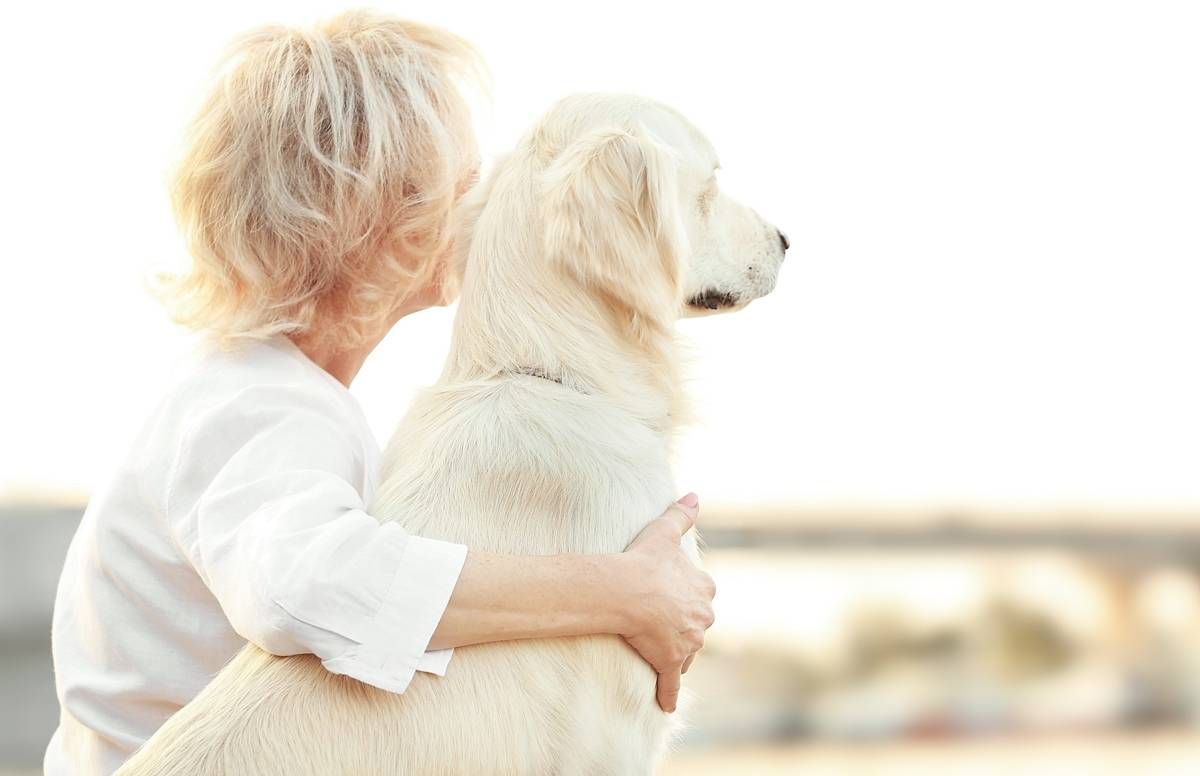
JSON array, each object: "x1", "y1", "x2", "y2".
[
  {"x1": 290, "y1": 331, "x2": 381, "y2": 387},
  {"x1": 292, "y1": 283, "x2": 445, "y2": 386}
]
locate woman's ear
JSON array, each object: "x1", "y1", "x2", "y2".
[{"x1": 541, "y1": 125, "x2": 686, "y2": 330}]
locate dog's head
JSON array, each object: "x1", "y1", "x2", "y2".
[{"x1": 455, "y1": 94, "x2": 787, "y2": 334}]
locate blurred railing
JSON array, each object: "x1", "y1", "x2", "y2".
[{"x1": 705, "y1": 522, "x2": 1200, "y2": 563}]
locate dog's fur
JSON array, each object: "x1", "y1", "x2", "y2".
[{"x1": 116, "y1": 94, "x2": 785, "y2": 776}]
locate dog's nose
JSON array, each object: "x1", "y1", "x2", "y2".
[{"x1": 777, "y1": 229, "x2": 790, "y2": 253}]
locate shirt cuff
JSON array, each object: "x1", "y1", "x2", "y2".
[
  {"x1": 416, "y1": 647, "x2": 455, "y2": 676},
  {"x1": 321, "y1": 535, "x2": 467, "y2": 693}
]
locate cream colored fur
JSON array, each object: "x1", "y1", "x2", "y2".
[{"x1": 116, "y1": 94, "x2": 785, "y2": 776}]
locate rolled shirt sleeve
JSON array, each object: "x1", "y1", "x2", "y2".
[{"x1": 165, "y1": 384, "x2": 467, "y2": 693}]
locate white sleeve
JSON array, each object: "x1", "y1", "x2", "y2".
[{"x1": 165, "y1": 384, "x2": 467, "y2": 694}]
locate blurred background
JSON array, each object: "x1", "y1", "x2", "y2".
[{"x1": 3, "y1": 1, "x2": 1199, "y2": 773}]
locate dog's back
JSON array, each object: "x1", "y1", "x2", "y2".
[{"x1": 118, "y1": 376, "x2": 687, "y2": 776}]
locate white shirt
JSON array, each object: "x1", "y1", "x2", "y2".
[{"x1": 44, "y1": 336, "x2": 468, "y2": 776}]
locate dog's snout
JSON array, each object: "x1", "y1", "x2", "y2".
[{"x1": 777, "y1": 229, "x2": 790, "y2": 254}]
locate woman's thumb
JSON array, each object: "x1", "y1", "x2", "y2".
[{"x1": 664, "y1": 493, "x2": 700, "y2": 536}]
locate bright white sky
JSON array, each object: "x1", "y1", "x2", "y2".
[{"x1": 2, "y1": 1, "x2": 1198, "y2": 512}]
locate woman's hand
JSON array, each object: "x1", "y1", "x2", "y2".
[
  {"x1": 618, "y1": 493, "x2": 717, "y2": 713},
  {"x1": 426, "y1": 493, "x2": 715, "y2": 715}
]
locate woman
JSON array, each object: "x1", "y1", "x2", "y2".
[{"x1": 45, "y1": 11, "x2": 715, "y2": 775}]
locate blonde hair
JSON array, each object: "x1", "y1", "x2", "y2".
[{"x1": 163, "y1": 10, "x2": 482, "y2": 349}]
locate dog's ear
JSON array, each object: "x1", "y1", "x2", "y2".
[{"x1": 541, "y1": 126, "x2": 686, "y2": 330}]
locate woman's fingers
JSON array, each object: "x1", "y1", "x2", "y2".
[
  {"x1": 656, "y1": 665, "x2": 683, "y2": 713},
  {"x1": 681, "y1": 653, "x2": 695, "y2": 674}
]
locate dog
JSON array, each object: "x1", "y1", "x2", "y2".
[{"x1": 117, "y1": 93, "x2": 787, "y2": 776}]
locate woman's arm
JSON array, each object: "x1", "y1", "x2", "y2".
[
  {"x1": 168, "y1": 388, "x2": 472, "y2": 694},
  {"x1": 429, "y1": 494, "x2": 715, "y2": 713},
  {"x1": 169, "y1": 387, "x2": 713, "y2": 709}
]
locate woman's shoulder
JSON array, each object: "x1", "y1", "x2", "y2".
[
  {"x1": 155, "y1": 336, "x2": 374, "y2": 497},
  {"x1": 165, "y1": 335, "x2": 365, "y2": 434},
  {"x1": 152, "y1": 337, "x2": 376, "y2": 525}
]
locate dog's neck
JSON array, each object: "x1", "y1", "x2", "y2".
[{"x1": 442, "y1": 264, "x2": 687, "y2": 435}]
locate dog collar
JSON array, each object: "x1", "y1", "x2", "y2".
[{"x1": 511, "y1": 367, "x2": 565, "y2": 385}]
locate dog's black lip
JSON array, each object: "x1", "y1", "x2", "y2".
[{"x1": 687, "y1": 290, "x2": 739, "y2": 310}]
